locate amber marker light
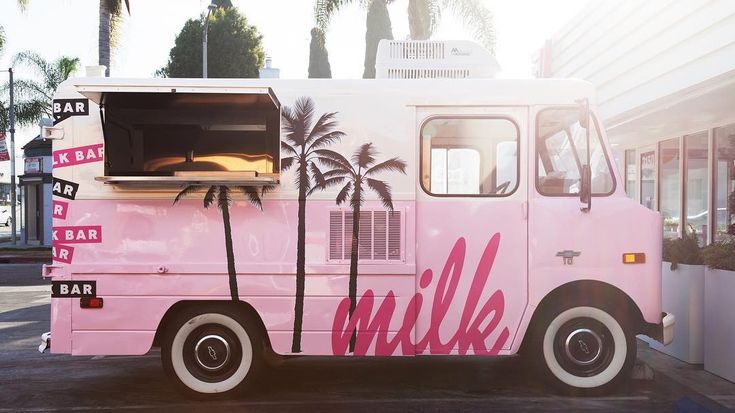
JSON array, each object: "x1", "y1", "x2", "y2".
[{"x1": 622, "y1": 253, "x2": 646, "y2": 264}]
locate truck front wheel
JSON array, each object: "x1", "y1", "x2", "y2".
[
  {"x1": 528, "y1": 303, "x2": 636, "y2": 395},
  {"x1": 161, "y1": 304, "x2": 263, "y2": 398}
]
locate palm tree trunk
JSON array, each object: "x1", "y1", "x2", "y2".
[
  {"x1": 363, "y1": 0, "x2": 393, "y2": 79},
  {"x1": 348, "y1": 198, "x2": 360, "y2": 353},
  {"x1": 407, "y1": 0, "x2": 431, "y2": 40},
  {"x1": 220, "y1": 200, "x2": 239, "y2": 301},
  {"x1": 291, "y1": 166, "x2": 308, "y2": 353},
  {"x1": 98, "y1": 0, "x2": 111, "y2": 77}
]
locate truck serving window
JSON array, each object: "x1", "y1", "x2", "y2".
[
  {"x1": 420, "y1": 117, "x2": 519, "y2": 197},
  {"x1": 98, "y1": 91, "x2": 280, "y2": 186},
  {"x1": 536, "y1": 108, "x2": 614, "y2": 196}
]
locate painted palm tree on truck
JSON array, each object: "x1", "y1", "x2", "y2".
[
  {"x1": 173, "y1": 185, "x2": 271, "y2": 301},
  {"x1": 281, "y1": 96, "x2": 345, "y2": 353},
  {"x1": 316, "y1": 143, "x2": 407, "y2": 352}
]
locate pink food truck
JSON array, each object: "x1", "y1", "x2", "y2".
[{"x1": 40, "y1": 74, "x2": 674, "y2": 397}]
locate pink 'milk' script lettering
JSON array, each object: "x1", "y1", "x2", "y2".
[
  {"x1": 52, "y1": 225, "x2": 102, "y2": 244},
  {"x1": 332, "y1": 234, "x2": 510, "y2": 356},
  {"x1": 53, "y1": 144, "x2": 103, "y2": 168}
]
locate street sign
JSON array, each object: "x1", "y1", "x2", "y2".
[{"x1": 0, "y1": 133, "x2": 9, "y2": 161}]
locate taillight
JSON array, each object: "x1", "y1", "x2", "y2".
[{"x1": 80, "y1": 297, "x2": 103, "y2": 309}]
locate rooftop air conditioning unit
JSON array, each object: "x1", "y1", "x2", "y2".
[{"x1": 375, "y1": 39, "x2": 500, "y2": 79}]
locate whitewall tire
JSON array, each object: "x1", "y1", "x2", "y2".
[
  {"x1": 528, "y1": 303, "x2": 635, "y2": 395},
  {"x1": 161, "y1": 304, "x2": 263, "y2": 398}
]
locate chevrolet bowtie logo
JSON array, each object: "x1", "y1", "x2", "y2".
[{"x1": 556, "y1": 250, "x2": 581, "y2": 265}]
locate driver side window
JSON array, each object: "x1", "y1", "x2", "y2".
[
  {"x1": 536, "y1": 108, "x2": 615, "y2": 196},
  {"x1": 421, "y1": 117, "x2": 519, "y2": 197}
]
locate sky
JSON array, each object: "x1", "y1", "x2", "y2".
[{"x1": 0, "y1": 0, "x2": 587, "y2": 180}]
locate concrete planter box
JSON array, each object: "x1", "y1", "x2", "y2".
[
  {"x1": 649, "y1": 262, "x2": 704, "y2": 364},
  {"x1": 704, "y1": 267, "x2": 735, "y2": 382}
]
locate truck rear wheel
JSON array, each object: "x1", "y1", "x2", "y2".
[
  {"x1": 161, "y1": 304, "x2": 263, "y2": 398},
  {"x1": 528, "y1": 303, "x2": 636, "y2": 395}
]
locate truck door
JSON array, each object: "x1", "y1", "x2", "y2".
[{"x1": 415, "y1": 106, "x2": 528, "y2": 355}]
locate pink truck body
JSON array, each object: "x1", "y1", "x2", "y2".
[{"x1": 44, "y1": 77, "x2": 667, "y2": 365}]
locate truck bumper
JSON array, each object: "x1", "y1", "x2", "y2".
[{"x1": 644, "y1": 312, "x2": 675, "y2": 346}]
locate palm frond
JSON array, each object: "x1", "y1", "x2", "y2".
[
  {"x1": 323, "y1": 168, "x2": 351, "y2": 178},
  {"x1": 307, "y1": 130, "x2": 345, "y2": 151},
  {"x1": 293, "y1": 96, "x2": 316, "y2": 146},
  {"x1": 335, "y1": 181, "x2": 353, "y2": 206},
  {"x1": 315, "y1": 0, "x2": 356, "y2": 31},
  {"x1": 364, "y1": 157, "x2": 407, "y2": 177},
  {"x1": 203, "y1": 186, "x2": 218, "y2": 209},
  {"x1": 307, "y1": 176, "x2": 346, "y2": 196},
  {"x1": 366, "y1": 178, "x2": 394, "y2": 211},
  {"x1": 4, "y1": 100, "x2": 47, "y2": 128},
  {"x1": 281, "y1": 141, "x2": 298, "y2": 156},
  {"x1": 281, "y1": 156, "x2": 296, "y2": 172},
  {"x1": 304, "y1": 111, "x2": 338, "y2": 145},
  {"x1": 173, "y1": 185, "x2": 202, "y2": 205},
  {"x1": 310, "y1": 161, "x2": 327, "y2": 188},
  {"x1": 352, "y1": 142, "x2": 377, "y2": 169},
  {"x1": 12, "y1": 51, "x2": 53, "y2": 88},
  {"x1": 217, "y1": 186, "x2": 232, "y2": 211},
  {"x1": 57, "y1": 57, "x2": 81, "y2": 79},
  {"x1": 441, "y1": 0, "x2": 496, "y2": 54},
  {"x1": 313, "y1": 149, "x2": 353, "y2": 171},
  {"x1": 238, "y1": 186, "x2": 263, "y2": 211}
]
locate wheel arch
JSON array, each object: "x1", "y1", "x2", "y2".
[
  {"x1": 519, "y1": 280, "x2": 645, "y2": 353},
  {"x1": 153, "y1": 300, "x2": 273, "y2": 353}
]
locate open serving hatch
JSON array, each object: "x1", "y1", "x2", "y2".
[{"x1": 80, "y1": 85, "x2": 281, "y2": 187}]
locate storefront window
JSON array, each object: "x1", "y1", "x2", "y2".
[
  {"x1": 625, "y1": 149, "x2": 636, "y2": 200},
  {"x1": 659, "y1": 138, "x2": 680, "y2": 238},
  {"x1": 640, "y1": 151, "x2": 655, "y2": 209},
  {"x1": 685, "y1": 132, "x2": 709, "y2": 245},
  {"x1": 714, "y1": 124, "x2": 735, "y2": 241}
]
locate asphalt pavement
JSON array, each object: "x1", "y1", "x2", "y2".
[{"x1": 1, "y1": 264, "x2": 734, "y2": 412}]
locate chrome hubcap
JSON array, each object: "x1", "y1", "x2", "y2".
[
  {"x1": 564, "y1": 328, "x2": 603, "y2": 366},
  {"x1": 194, "y1": 334, "x2": 231, "y2": 371}
]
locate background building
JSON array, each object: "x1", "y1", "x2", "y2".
[
  {"x1": 18, "y1": 135, "x2": 52, "y2": 245},
  {"x1": 535, "y1": 0, "x2": 735, "y2": 245}
]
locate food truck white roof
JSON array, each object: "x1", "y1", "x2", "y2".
[{"x1": 57, "y1": 77, "x2": 597, "y2": 107}]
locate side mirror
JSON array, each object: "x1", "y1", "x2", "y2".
[{"x1": 580, "y1": 164, "x2": 592, "y2": 212}]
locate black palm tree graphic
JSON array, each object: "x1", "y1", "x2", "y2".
[
  {"x1": 315, "y1": 142, "x2": 407, "y2": 352},
  {"x1": 174, "y1": 185, "x2": 272, "y2": 301},
  {"x1": 281, "y1": 96, "x2": 345, "y2": 353}
]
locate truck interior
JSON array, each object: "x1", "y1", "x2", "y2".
[{"x1": 96, "y1": 90, "x2": 281, "y2": 186}]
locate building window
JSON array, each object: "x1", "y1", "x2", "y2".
[
  {"x1": 640, "y1": 150, "x2": 655, "y2": 209},
  {"x1": 714, "y1": 124, "x2": 735, "y2": 241},
  {"x1": 684, "y1": 132, "x2": 709, "y2": 245},
  {"x1": 625, "y1": 149, "x2": 636, "y2": 200},
  {"x1": 659, "y1": 138, "x2": 681, "y2": 238},
  {"x1": 421, "y1": 117, "x2": 519, "y2": 196},
  {"x1": 536, "y1": 108, "x2": 615, "y2": 196}
]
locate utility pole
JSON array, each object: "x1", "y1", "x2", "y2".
[
  {"x1": 8, "y1": 68, "x2": 17, "y2": 245},
  {"x1": 202, "y1": 3, "x2": 216, "y2": 78}
]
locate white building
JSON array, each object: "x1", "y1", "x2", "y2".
[{"x1": 535, "y1": 0, "x2": 735, "y2": 245}]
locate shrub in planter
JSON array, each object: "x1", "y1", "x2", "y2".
[
  {"x1": 663, "y1": 230, "x2": 703, "y2": 270},
  {"x1": 702, "y1": 239, "x2": 735, "y2": 271}
]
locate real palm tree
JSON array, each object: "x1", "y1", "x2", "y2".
[
  {"x1": 315, "y1": 143, "x2": 407, "y2": 352},
  {"x1": 173, "y1": 185, "x2": 271, "y2": 301},
  {"x1": 99, "y1": 0, "x2": 130, "y2": 77},
  {"x1": 315, "y1": 0, "x2": 496, "y2": 56},
  {"x1": 314, "y1": 0, "x2": 395, "y2": 79},
  {"x1": 281, "y1": 96, "x2": 345, "y2": 352},
  {"x1": 0, "y1": 51, "x2": 81, "y2": 130}
]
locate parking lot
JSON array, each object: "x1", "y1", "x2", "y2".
[{"x1": 1, "y1": 264, "x2": 734, "y2": 412}]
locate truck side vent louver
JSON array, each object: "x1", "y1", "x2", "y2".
[{"x1": 329, "y1": 210, "x2": 402, "y2": 262}]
